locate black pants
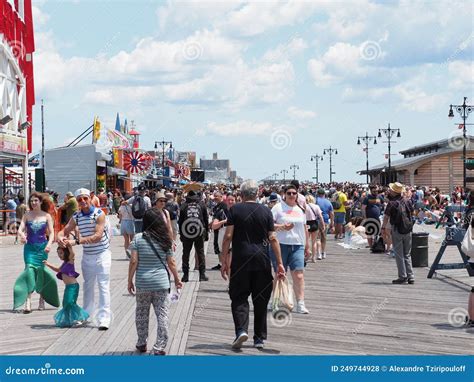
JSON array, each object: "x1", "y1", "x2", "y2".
[
  {"x1": 229, "y1": 268, "x2": 273, "y2": 341},
  {"x1": 213, "y1": 229, "x2": 220, "y2": 254},
  {"x1": 181, "y1": 237, "x2": 205, "y2": 273}
]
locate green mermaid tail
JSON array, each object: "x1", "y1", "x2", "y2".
[{"x1": 13, "y1": 243, "x2": 60, "y2": 310}]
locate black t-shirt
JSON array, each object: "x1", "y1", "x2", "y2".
[
  {"x1": 363, "y1": 193, "x2": 384, "y2": 218},
  {"x1": 226, "y1": 202, "x2": 274, "y2": 272}
]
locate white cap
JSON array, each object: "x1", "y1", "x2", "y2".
[{"x1": 74, "y1": 188, "x2": 91, "y2": 198}]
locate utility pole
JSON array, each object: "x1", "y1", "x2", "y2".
[
  {"x1": 378, "y1": 124, "x2": 401, "y2": 185},
  {"x1": 323, "y1": 146, "x2": 338, "y2": 183},
  {"x1": 290, "y1": 164, "x2": 299, "y2": 180},
  {"x1": 310, "y1": 154, "x2": 323, "y2": 184},
  {"x1": 357, "y1": 132, "x2": 377, "y2": 184},
  {"x1": 281, "y1": 169, "x2": 288, "y2": 183}
]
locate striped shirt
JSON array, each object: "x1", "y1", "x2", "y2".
[
  {"x1": 129, "y1": 233, "x2": 172, "y2": 291},
  {"x1": 73, "y1": 207, "x2": 110, "y2": 255}
]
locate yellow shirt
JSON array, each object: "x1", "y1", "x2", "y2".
[{"x1": 333, "y1": 192, "x2": 348, "y2": 213}]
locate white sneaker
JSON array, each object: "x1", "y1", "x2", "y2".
[
  {"x1": 296, "y1": 301, "x2": 309, "y2": 314},
  {"x1": 317, "y1": 254, "x2": 322, "y2": 260},
  {"x1": 322, "y1": 253, "x2": 326, "y2": 259},
  {"x1": 232, "y1": 332, "x2": 248, "y2": 349}
]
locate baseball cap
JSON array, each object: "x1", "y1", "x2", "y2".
[
  {"x1": 74, "y1": 188, "x2": 91, "y2": 198},
  {"x1": 317, "y1": 188, "x2": 326, "y2": 195},
  {"x1": 268, "y1": 193, "x2": 278, "y2": 202},
  {"x1": 65, "y1": 192, "x2": 74, "y2": 197}
]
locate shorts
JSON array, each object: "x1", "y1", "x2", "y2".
[
  {"x1": 334, "y1": 212, "x2": 346, "y2": 225},
  {"x1": 270, "y1": 244, "x2": 305, "y2": 272},
  {"x1": 134, "y1": 220, "x2": 143, "y2": 234},
  {"x1": 121, "y1": 220, "x2": 135, "y2": 235}
]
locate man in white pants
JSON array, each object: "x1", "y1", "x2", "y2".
[{"x1": 58, "y1": 188, "x2": 112, "y2": 330}]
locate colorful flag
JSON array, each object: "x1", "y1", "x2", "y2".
[
  {"x1": 93, "y1": 116, "x2": 101, "y2": 143},
  {"x1": 459, "y1": 124, "x2": 464, "y2": 129}
]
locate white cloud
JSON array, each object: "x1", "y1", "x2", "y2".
[
  {"x1": 262, "y1": 37, "x2": 308, "y2": 62},
  {"x1": 287, "y1": 106, "x2": 316, "y2": 119},
  {"x1": 448, "y1": 61, "x2": 474, "y2": 91},
  {"x1": 220, "y1": 1, "x2": 320, "y2": 37},
  {"x1": 205, "y1": 121, "x2": 274, "y2": 137},
  {"x1": 32, "y1": 5, "x2": 50, "y2": 28}
]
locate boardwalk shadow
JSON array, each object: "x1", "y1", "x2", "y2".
[
  {"x1": 187, "y1": 343, "x2": 280, "y2": 355},
  {"x1": 431, "y1": 323, "x2": 468, "y2": 331},
  {"x1": 30, "y1": 324, "x2": 60, "y2": 330}
]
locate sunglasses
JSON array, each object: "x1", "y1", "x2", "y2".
[
  {"x1": 157, "y1": 199, "x2": 166, "y2": 203},
  {"x1": 77, "y1": 197, "x2": 89, "y2": 202},
  {"x1": 286, "y1": 192, "x2": 297, "y2": 196}
]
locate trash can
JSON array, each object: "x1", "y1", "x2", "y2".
[{"x1": 411, "y1": 232, "x2": 429, "y2": 267}]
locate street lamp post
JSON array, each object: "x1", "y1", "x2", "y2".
[
  {"x1": 272, "y1": 173, "x2": 278, "y2": 182},
  {"x1": 377, "y1": 124, "x2": 401, "y2": 185},
  {"x1": 357, "y1": 132, "x2": 377, "y2": 184},
  {"x1": 310, "y1": 154, "x2": 323, "y2": 184},
  {"x1": 154, "y1": 139, "x2": 173, "y2": 176},
  {"x1": 281, "y1": 169, "x2": 288, "y2": 183},
  {"x1": 449, "y1": 97, "x2": 473, "y2": 189},
  {"x1": 323, "y1": 146, "x2": 338, "y2": 183},
  {"x1": 290, "y1": 164, "x2": 299, "y2": 180}
]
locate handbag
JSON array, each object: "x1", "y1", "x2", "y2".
[
  {"x1": 308, "y1": 204, "x2": 319, "y2": 231},
  {"x1": 271, "y1": 278, "x2": 294, "y2": 312},
  {"x1": 461, "y1": 227, "x2": 474, "y2": 258},
  {"x1": 143, "y1": 234, "x2": 171, "y2": 293}
]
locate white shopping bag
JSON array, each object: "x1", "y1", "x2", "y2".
[{"x1": 271, "y1": 277, "x2": 294, "y2": 313}]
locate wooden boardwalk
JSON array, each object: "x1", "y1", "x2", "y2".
[{"x1": 0, "y1": 217, "x2": 472, "y2": 356}]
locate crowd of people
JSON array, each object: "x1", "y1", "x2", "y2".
[{"x1": 5, "y1": 178, "x2": 474, "y2": 354}]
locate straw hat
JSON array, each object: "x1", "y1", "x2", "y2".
[{"x1": 389, "y1": 182, "x2": 404, "y2": 194}]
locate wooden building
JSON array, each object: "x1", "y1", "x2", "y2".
[{"x1": 360, "y1": 136, "x2": 474, "y2": 193}]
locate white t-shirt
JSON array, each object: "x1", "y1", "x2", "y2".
[
  {"x1": 118, "y1": 204, "x2": 134, "y2": 221},
  {"x1": 272, "y1": 201, "x2": 307, "y2": 245}
]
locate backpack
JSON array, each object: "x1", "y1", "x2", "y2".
[
  {"x1": 165, "y1": 201, "x2": 178, "y2": 220},
  {"x1": 181, "y1": 202, "x2": 205, "y2": 239},
  {"x1": 331, "y1": 192, "x2": 342, "y2": 210},
  {"x1": 394, "y1": 199, "x2": 414, "y2": 234},
  {"x1": 371, "y1": 236, "x2": 385, "y2": 253},
  {"x1": 132, "y1": 195, "x2": 146, "y2": 219}
]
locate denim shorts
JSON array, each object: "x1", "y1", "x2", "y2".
[
  {"x1": 270, "y1": 244, "x2": 305, "y2": 272},
  {"x1": 334, "y1": 212, "x2": 346, "y2": 225}
]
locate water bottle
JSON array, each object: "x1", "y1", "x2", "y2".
[{"x1": 170, "y1": 288, "x2": 181, "y2": 303}]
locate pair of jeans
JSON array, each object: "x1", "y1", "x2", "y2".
[
  {"x1": 81, "y1": 250, "x2": 112, "y2": 326},
  {"x1": 229, "y1": 269, "x2": 273, "y2": 341},
  {"x1": 181, "y1": 237, "x2": 205, "y2": 273}
]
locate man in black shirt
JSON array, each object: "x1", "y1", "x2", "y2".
[{"x1": 221, "y1": 180, "x2": 285, "y2": 350}]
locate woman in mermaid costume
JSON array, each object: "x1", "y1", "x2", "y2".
[
  {"x1": 13, "y1": 193, "x2": 60, "y2": 313},
  {"x1": 44, "y1": 246, "x2": 89, "y2": 327}
]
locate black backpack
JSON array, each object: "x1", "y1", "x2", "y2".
[
  {"x1": 331, "y1": 192, "x2": 342, "y2": 210},
  {"x1": 132, "y1": 195, "x2": 146, "y2": 219},
  {"x1": 181, "y1": 202, "x2": 205, "y2": 239},
  {"x1": 394, "y1": 200, "x2": 414, "y2": 234},
  {"x1": 371, "y1": 236, "x2": 385, "y2": 253}
]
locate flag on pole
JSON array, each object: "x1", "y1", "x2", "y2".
[
  {"x1": 93, "y1": 116, "x2": 101, "y2": 143},
  {"x1": 385, "y1": 154, "x2": 389, "y2": 159},
  {"x1": 459, "y1": 124, "x2": 464, "y2": 129}
]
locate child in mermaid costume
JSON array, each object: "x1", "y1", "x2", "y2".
[
  {"x1": 13, "y1": 193, "x2": 60, "y2": 313},
  {"x1": 44, "y1": 246, "x2": 89, "y2": 327}
]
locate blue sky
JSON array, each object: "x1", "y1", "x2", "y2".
[{"x1": 31, "y1": 0, "x2": 473, "y2": 182}]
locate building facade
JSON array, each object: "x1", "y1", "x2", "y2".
[{"x1": 361, "y1": 137, "x2": 474, "y2": 193}]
